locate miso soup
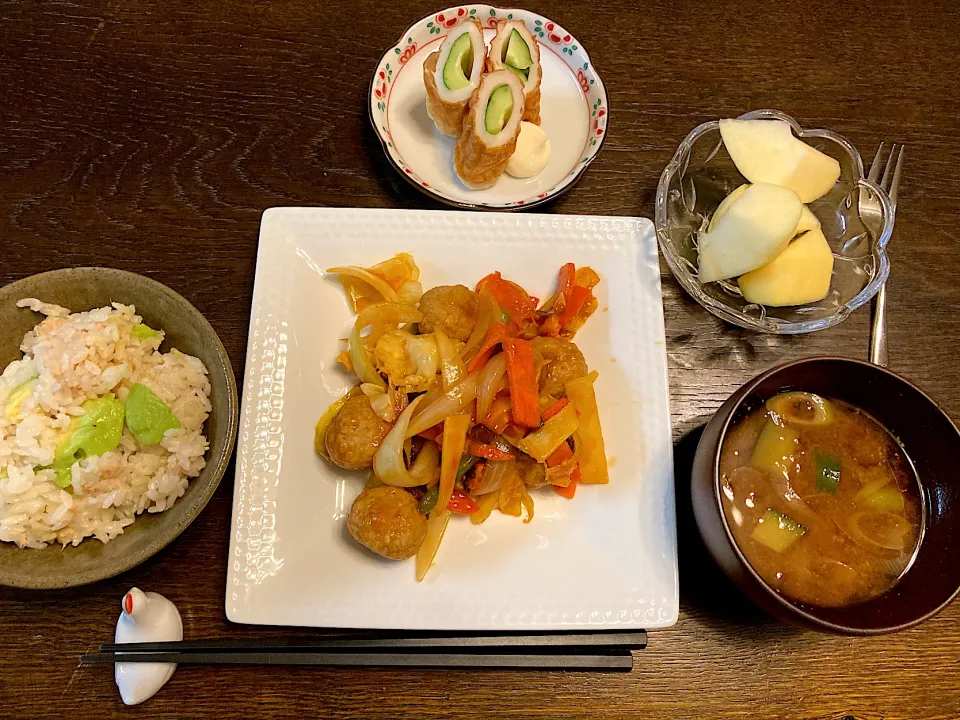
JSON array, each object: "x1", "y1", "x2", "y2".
[{"x1": 720, "y1": 391, "x2": 923, "y2": 608}]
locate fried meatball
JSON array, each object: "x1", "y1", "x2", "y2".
[
  {"x1": 347, "y1": 485, "x2": 428, "y2": 560},
  {"x1": 325, "y1": 394, "x2": 392, "y2": 471},
  {"x1": 418, "y1": 284, "x2": 478, "y2": 342},
  {"x1": 532, "y1": 337, "x2": 588, "y2": 397}
]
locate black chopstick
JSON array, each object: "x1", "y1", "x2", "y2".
[
  {"x1": 98, "y1": 630, "x2": 647, "y2": 655},
  {"x1": 81, "y1": 650, "x2": 634, "y2": 671}
]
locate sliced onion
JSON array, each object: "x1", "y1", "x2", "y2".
[
  {"x1": 462, "y1": 292, "x2": 498, "y2": 361},
  {"x1": 327, "y1": 266, "x2": 400, "y2": 304},
  {"x1": 546, "y1": 459, "x2": 577, "y2": 487},
  {"x1": 435, "y1": 328, "x2": 466, "y2": 391},
  {"x1": 349, "y1": 303, "x2": 422, "y2": 386},
  {"x1": 373, "y1": 396, "x2": 424, "y2": 487},
  {"x1": 410, "y1": 440, "x2": 440, "y2": 487},
  {"x1": 476, "y1": 352, "x2": 507, "y2": 421},
  {"x1": 846, "y1": 511, "x2": 912, "y2": 551},
  {"x1": 416, "y1": 511, "x2": 450, "y2": 582},
  {"x1": 407, "y1": 374, "x2": 479, "y2": 438},
  {"x1": 360, "y1": 383, "x2": 395, "y2": 422},
  {"x1": 473, "y1": 459, "x2": 515, "y2": 496}
]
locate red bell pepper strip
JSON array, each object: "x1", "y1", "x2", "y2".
[
  {"x1": 541, "y1": 398, "x2": 569, "y2": 423},
  {"x1": 468, "y1": 440, "x2": 516, "y2": 461},
  {"x1": 502, "y1": 338, "x2": 541, "y2": 428},
  {"x1": 553, "y1": 465, "x2": 581, "y2": 499},
  {"x1": 558, "y1": 285, "x2": 592, "y2": 327},
  {"x1": 448, "y1": 488, "x2": 480, "y2": 514},
  {"x1": 466, "y1": 322, "x2": 512, "y2": 372},
  {"x1": 477, "y1": 272, "x2": 538, "y2": 325}
]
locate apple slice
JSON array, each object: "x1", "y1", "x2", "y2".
[
  {"x1": 710, "y1": 184, "x2": 821, "y2": 237},
  {"x1": 719, "y1": 119, "x2": 841, "y2": 203},
  {"x1": 738, "y1": 227, "x2": 835, "y2": 306},
  {"x1": 698, "y1": 182, "x2": 802, "y2": 283}
]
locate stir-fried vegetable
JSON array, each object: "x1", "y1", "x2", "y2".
[
  {"x1": 470, "y1": 491, "x2": 501, "y2": 524},
  {"x1": 406, "y1": 373, "x2": 479, "y2": 438},
  {"x1": 416, "y1": 511, "x2": 450, "y2": 581},
  {"x1": 448, "y1": 489, "x2": 479, "y2": 515},
  {"x1": 751, "y1": 509, "x2": 807, "y2": 552},
  {"x1": 328, "y1": 266, "x2": 401, "y2": 305},
  {"x1": 455, "y1": 453, "x2": 477, "y2": 479},
  {"x1": 516, "y1": 403, "x2": 580, "y2": 462},
  {"x1": 564, "y1": 372, "x2": 609, "y2": 485},
  {"x1": 418, "y1": 485, "x2": 440, "y2": 514},
  {"x1": 503, "y1": 338, "x2": 540, "y2": 428},
  {"x1": 476, "y1": 272, "x2": 538, "y2": 330},
  {"x1": 437, "y1": 414, "x2": 471, "y2": 516},
  {"x1": 468, "y1": 440, "x2": 515, "y2": 461},
  {"x1": 467, "y1": 322, "x2": 513, "y2": 372},
  {"x1": 373, "y1": 397, "x2": 425, "y2": 487},
  {"x1": 541, "y1": 397, "x2": 569, "y2": 422},
  {"x1": 410, "y1": 440, "x2": 440, "y2": 487},
  {"x1": 349, "y1": 303, "x2": 422, "y2": 387},
  {"x1": 476, "y1": 352, "x2": 507, "y2": 420}
]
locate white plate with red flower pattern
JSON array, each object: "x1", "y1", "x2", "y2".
[{"x1": 369, "y1": 5, "x2": 609, "y2": 210}]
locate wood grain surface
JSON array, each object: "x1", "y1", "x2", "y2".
[{"x1": 2, "y1": 0, "x2": 959, "y2": 718}]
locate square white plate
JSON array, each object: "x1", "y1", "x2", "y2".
[{"x1": 226, "y1": 207, "x2": 678, "y2": 630}]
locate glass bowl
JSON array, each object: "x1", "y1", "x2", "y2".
[{"x1": 655, "y1": 109, "x2": 895, "y2": 334}]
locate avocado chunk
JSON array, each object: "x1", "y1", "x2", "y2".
[
  {"x1": 53, "y1": 395, "x2": 125, "y2": 488},
  {"x1": 5, "y1": 377, "x2": 37, "y2": 421},
  {"x1": 484, "y1": 85, "x2": 514, "y2": 135},
  {"x1": 132, "y1": 323, "x2": 161, "y2": 340},
  {"x1": 442, "y1": 32, "x2": 473, "y2": 91},
  {"x1": 504, "y1": 29, "x2": 532, "y2": 70},
  {"x1": 125, "y1": 383, "x2": 181, "y2": 446}
]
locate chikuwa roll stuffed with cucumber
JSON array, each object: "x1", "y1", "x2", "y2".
[
  {"x1": 423, "y1": 19, "x2": 487, "y2": 137},
  {"x1": 485, "y1": 20, "x2": 541, "y2": 125},
  {"x1": 453, "y1": 69, "x2": 526, "y2": 189}
]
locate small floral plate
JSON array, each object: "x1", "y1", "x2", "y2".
[{"x1": 369, "y1": 5, "x2": 609, "y2": 210}]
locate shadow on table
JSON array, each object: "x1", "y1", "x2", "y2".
[{"x1": 673, "y1": 423, "x2": 804, "y2": 639}]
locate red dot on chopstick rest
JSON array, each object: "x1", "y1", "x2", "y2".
[{"x1": 124, "y1": 593, "x2": 133, "y2": 614}]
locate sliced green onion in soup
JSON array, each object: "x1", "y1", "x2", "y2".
[
  {"x1": 815, "y1": 453, "x2": 841, "y2": 494},
  {"x1": 766, "y1": 392, "x2": 833, "y2": 426},
  {"x1": 751, "y1": 508, "x2": 807, "y2": 553}
]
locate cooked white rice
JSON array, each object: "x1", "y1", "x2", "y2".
[{"x1": 0, "y1": 300, "x2": 211, "y2": 548}]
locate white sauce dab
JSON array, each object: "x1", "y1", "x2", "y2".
[{"x1": 506, "y1": 122, "x2": 551, "y2": 178}]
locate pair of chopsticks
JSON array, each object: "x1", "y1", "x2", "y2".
[{"x1": 81, "y1": 630, "x2": 647, "y2": 671}]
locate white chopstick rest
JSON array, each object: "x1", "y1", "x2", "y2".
[{"x1": 114, "y1": 588, "x2": 183, "y2": 705}]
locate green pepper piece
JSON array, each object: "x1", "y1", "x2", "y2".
[
  {"x1": 816, "y1": 453, "x2": 841, "y2": 494},
  {"x1": 418, "y1": 485, "x2": 440, "y2": 515},
  {"x1": 455, "y1": 453, "x2": 477, "y2": 480}
]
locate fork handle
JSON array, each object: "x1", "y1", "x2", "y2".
[{"x1": 870, "y1": 283, "x2": 889, "y2": 367}]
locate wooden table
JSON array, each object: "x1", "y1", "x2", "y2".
[{"x1": 2, "y1": 1, "x2": 959, "y2": 717}]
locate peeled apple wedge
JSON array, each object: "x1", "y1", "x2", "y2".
[
  {"x1": 719, "y1": 119, "x2": 842, "y2": 203},
  {"x1": 710, "y1": 184, "x2": 821, "y2": 237},
  {"x1": 697, "y1": 183, "x2": 803, "y2": 283},
  {"x1": 738, "y1": 227, "x2": 835, "y2": 306}
]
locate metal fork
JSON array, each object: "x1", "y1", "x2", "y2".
[{"x1": 868, "y1": 143, "x2": 905, "y2": 367}]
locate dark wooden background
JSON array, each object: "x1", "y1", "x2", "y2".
[{"x1": 2, "y1": 0, "x2": 959, "y2": 717}]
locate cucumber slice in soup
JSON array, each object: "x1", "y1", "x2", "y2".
[
  {"x1": 442, "y1": 33, "x2": 473, "y2": 91},
  {"x1": 484, "y1": 85, "x2": 514, "y2": 135}
]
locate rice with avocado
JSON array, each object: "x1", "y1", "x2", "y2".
[{"x1": 0, "y1": 299, "x2": 211, "y2": 548}]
